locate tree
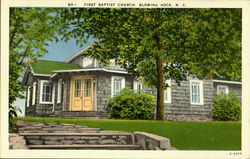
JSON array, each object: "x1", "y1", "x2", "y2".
[
  {"x1": 59, "y1": 8, "x2": 241, "y2": 120},
  {"x1": 9, "y1": 8, "x2": 61, "y2": 130}
]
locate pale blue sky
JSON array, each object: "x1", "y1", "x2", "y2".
[{"x1": 14, "y1": 38, "x2": 94, "y2": 116}]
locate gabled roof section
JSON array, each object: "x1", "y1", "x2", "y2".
[
  {"x1": 31, "y1": 60, "x2": 81, "y2": 75},
  {"x1": 65, "y1": 45, "x2": 93, "y2": 63}
]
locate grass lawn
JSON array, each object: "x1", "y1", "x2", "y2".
[{"x1": 16, "y1": 117, "x2": 241, "y2": 150}]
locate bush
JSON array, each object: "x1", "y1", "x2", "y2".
[
  {"x1": 211, "y1": 91, "x2": 241, "y2": 121},
  {"x1": 107, "y1": 88, "x2": 156, "y2": 120}
]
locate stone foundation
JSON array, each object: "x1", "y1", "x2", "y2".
[{"x1": 166, "y1": 114, "x2": 213, "y2": 122}]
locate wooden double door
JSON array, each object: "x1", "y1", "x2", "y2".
[{"x1": 70, "y1": 76, "x2": 94, "y2": 111}]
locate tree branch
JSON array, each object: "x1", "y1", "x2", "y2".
[
  {"x1": 9, "y1": 23, "x2": 18, "y2": 47},
  {"x1": 13, "y1": 37, "x2": 23, "y2": 48},
  {"x1": 18, "y1": 45, "x2": 30, "y2": 66}
]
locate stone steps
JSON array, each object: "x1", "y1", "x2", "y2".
[
  {"x1": 13, "y1": 120, "x2": 175, "y2": 150},
  {"x1": 15, "y1": 120, "x2": 101, "y2": 133},
  {"x1": 28, "y1": 144, "x2": 140, "y2": 150},
  {"x1": 20, "y1": 132, "x2": 135, "y2": 146},
  {"x1": 55, "y1": 111, "x2": 108, "y2": 118}
]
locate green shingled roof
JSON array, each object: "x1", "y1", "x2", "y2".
[{"x1": 30, "y1": 60, "x2": 81, "y2": 75}]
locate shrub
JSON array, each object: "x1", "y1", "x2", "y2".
[
  {"x1": 107, "y1": 88, "x2": 156, "y2": 120},
  {"x1": 211, "y1": 91, "x2": 241, "y2": 121}
]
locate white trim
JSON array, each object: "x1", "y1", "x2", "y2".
[
  {"x1": 190, "y1": 80, "x2": 204, "y2": 105},
  {"x1": 52, "y1": 83, "x2": 55, "y2": 112},
  {"x1": 111, "y1": 76, "x2": 125, "y2": 97},
  {"x1": 51, "y1": 73, "x2": 57, "y2": 78},
  {"x1": 32, "y1": 82, "x2": 36, "y2": 105},
  {"x1": 33, "y1": 73, "x2": 51, "y2": 77},
  {"x1": 57, "y1": 79, "x2": 62, "y2": 104},
  {"x1": 212, "y1": 79, "x2": 241, "y2": 85},
  {"x1": 52, "y1": 68, "x2": 128, "y2": 74},
  {"x1": 30, "y1": 67, "x2": 51, "y2": 77},
  {"x1": 217, "y1": 85, "x2": 229, "y2": 95},
  {"x1": 39, "y1": 80, "x2": 53, "y2": 104},
  {"x1": 164, "y1": 80, "x2": 171, "y2": 104},
  {"x1": 27, "y1": 86, "x2": 30, "y2": 107}
]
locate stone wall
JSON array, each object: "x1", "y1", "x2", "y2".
[
  {"x1": 166, "y1": 114, "x2": 213, "y2": 121},
  {"x1": 134, "y1": 131, "x2": 174, "y2": 150},
  {"x1": 9, "y1": 133, "x2": 27, "y2": 149}
]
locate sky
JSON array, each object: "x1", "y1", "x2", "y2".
[{"x1": 14, "y1": 38, "x2": 94, "y2": 116}]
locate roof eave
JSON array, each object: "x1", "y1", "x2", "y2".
[
  {"x1": 212, "y1": 79, "x2": 242, "y2": 85},
  {"x1": 64, "y1": 45, "x2": 93, "y2": 63},
  {"x1": 52, "y1": 68, "x2": 129, "y2": 74}
]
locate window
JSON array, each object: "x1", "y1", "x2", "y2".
[
  {"x1": 84, "y1": 79, "x2": 91, "y2": 97},
  {"x1": 111, "y1": 76, "x2": 125, "y2": 97},
  {"x1": 217, "y1": 85, "x2": 229, "y2": 95},
  {"x1": 133, "y1": 80, "x2": 144, "y2": 93},
  {"x1": 74, "y1": 80, "x2": 81, "y2": 97},
  {"x1": 190, "y1": 80, "x2": 203, "y2": 105},
  {"x1": 40, "y1": 80, "x2": 53, "y2": 104},
  {"x1": 57, "y1": 79, "x2": 62, "y2": 103},
  {"x1": 27, "y1": 86, "x2": 30, "y2": 107},
  {"x1": 164, "y1": 80, "x2": 171, "y2": 103},
  {"x1": 32, "y1": 82, "x2": 36, "y2": 105}
]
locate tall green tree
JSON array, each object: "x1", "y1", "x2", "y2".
[
  {"x1": 59, "y1": 8, "x2": 241, "y2": 120},
  {"x1": 9, "y1": 8, "x2": 61, "y2": 129}
]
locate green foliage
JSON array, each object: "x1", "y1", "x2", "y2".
[
  {"x1": 9, "y1": 8, "x2": 62, "y2": 131},
  {"x1": 9, "y1": 106, "x2": 21, "y2": 132},
  {"x1": 17, "y1": 117, "x2": 241, "y2": 150},
  {"x1": 60, "y1": 8, "x2": 241, "y2": 83},
  {"x1": 107, "y1": 88, "x2": 155, "y2": 120},
  {"x1": 211, "y1": 91, "x2": 241, "y2": 121},
  {"x1": 59, "y1": 8, "x2": 242, "y2": 120}
]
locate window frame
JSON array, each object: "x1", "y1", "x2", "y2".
[
  {"x1": 111, "y1": 76, "x2": 125, "y2": 97},
  {"x1": 190, "y1": 80, "x2": 204, "y2": 105},
  {"x1": 217, "y1": 85, "x2": 229, "y2": 95},
  {"x1": 32, "y1": 82, "x2": 36, "y2": 105},
  {"x1": 57, "y1": 79, "x2": 62, "y2": 103},
  {"x1": 40, "y1": 80, "x2": 53, "y2": 104},
  {"x1": 164, "y1": 80, "x2": 171, "y2": 104}
]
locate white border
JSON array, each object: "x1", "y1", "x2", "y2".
[{"x1": 1, "y1": 1, "x2": 250, "y2": 159}]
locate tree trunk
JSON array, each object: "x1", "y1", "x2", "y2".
[{"x1": 156, "y1": 56, "x2": 164, "y2": 120}]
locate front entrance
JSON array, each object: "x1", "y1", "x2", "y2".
[{"x1": 70, "y1": 76, "x2": 94, "y2": 111}]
